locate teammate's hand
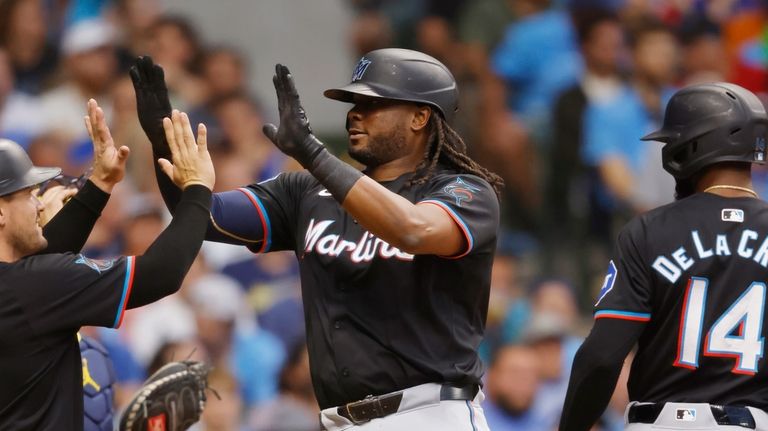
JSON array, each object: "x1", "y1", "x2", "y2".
[
  {"x1": 84, "y1": 98, "x2": 130, "y2": 193},
  {"x1": 129, "y1": 56, "x2": 172, "y2": 157},
  {"x1": 158, "y1": 110, "x2": 215, "y2": 191},
  {"x1": 263, "y1": 64, "x2": 325, "y2": 168},
  {"x1": 37, "y1": 185, "x2": 78, "y2": 226}
]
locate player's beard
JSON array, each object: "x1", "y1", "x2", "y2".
[
  {"x1": 8, "y1": 221, "x2": 47, "y2": 256},
  {"x1": 348, "y1": 126, "x2": 409, "y2": 168}
]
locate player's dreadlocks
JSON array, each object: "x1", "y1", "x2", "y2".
[
  {"x1": 407, "y1": 113, "x2": 504, "y2": 199},
  {"x1": 675, "y1": 177, "x2": 696, "y2": 200}
]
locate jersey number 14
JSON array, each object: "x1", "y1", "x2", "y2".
[{"x1": 674, "y1": 277, "x2": 765, "y2": 375}]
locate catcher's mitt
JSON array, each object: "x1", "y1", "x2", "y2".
[{"x1": 119, "y1": 361, "x2": 211, "y2": 431}]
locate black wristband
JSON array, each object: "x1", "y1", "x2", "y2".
[
  {"x1": 307, "y1": 144, "x2": 363, "y2": 203},
  {"x1": 294, "y1": 134, "x2": 327, "y2": 168}
]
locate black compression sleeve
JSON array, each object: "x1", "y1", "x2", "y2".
[
  {"x1": 41, "y1": 180, "x2": 110, "y2": 254},
  {"x1": 154, "y1": 147, "x2": 183, "y2": 213},
  {"x1": 559, "y1": 318, "x2": 646, "y2": 431},
  {"x1": 126, "y1": 185, "x2": 211, "y2": 308}
]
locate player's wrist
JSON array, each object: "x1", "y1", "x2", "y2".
[
  {"x1": 307, "y1": 148, "x2": 363, "y2": 202},
  {"x1": 295, "y1": 134, "x2": 326, "y2": 168},
  {"x1": 89, "y1": 176, "x2": 116, "y2": 194},
  {"x1": 180, "y1": 179, "x2": 213, "y2": 191}
]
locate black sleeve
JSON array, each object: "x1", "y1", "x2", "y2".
[
  {"x1": 11, "y1": 185, "x2": 211, "y2": 332},
  {"x1": 594, "y1": 219, "x2": 654, "y2": 320},
  {"x1": 417, "y1": 174, "x2": 500, "y2": 257},
  {"x1": 559, "y1": 319, "x2": 645, "y2": 431},
  {"x1": 12, "y1": 253, "x2": 133, "y2": 331},
  {"x1": 40, "y1": 180, "x2": 110, "y2": 254},
  {"x1": 127, "y1": 185, "x2": 211, "y2": 308},
  {"x1": 238, "y1": 171, "x2": 312, "y2": 252},
  {"x1": 154, "y1": 171, "x2": 309, "y2": 252}
]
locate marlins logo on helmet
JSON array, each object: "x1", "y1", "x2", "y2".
[{"x1": 351, "y1": 58, "x2": 372, "y2": 82}]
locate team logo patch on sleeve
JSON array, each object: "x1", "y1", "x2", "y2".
[
  {"x1": 722, "y1": 209, "x2": 744, "y2": 223},
  {"x1": 595, "y1": 260, "x2": 617, "y2": 306},
  {"x1": 443, "y1": 177, "x2": 481, "y2": 207},
  {"x1": 75, "y1": 255, "x2": 116, "y2": 274}
]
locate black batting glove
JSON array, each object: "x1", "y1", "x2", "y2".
[
  {"x1": 263, "y1": 64, "x2": 362, "y2": 202},
  {"x1": 262, "y1": 64, "x2": 326, "y2": 169},
  {"x1": 129, "y1": 56, "x2": 172, "y2": 159}
]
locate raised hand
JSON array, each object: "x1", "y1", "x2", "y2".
[
  {"x1": 84, "y1": 99, "x2": 130, "y2": 193},
  {"x1": 262, "y1": 64, "x2": 325, "y2": 168},
  {"x1": 158, "y1": 110, "x2": 215, "y2": 191},
  {"x1": 37, "y1": 185, "x2": 79, "y2": 226},
  {"x1": 129, "y1": 56, "x2": 172, "y2": 156}
]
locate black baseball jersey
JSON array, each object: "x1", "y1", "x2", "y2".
[
  {"x1": 0, "y1": 253, "x2": 135, "y2": 430},
  {"x1": 238, "y1": 167, "x2": 498, "y2": 409},
  {"x1": 595, "y1": 193, "x2": 768, "y2": 408}
]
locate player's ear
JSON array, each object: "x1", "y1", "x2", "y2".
[{"x1": 410, "y1": 105, "x2": 431, "y2": 132}]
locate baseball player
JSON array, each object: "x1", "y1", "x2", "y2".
[
  {"x1": 0, "y1": 100, "x2": 214, "y2": 430},
  {"x1": 559, "y1": 83, "x2": 768, "y2": 430},
  {"x1": 131, "y1": 49, "x2": 503, "y2": 430}
]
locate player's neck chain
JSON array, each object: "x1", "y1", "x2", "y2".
[{"x1": 703, "y1": 184, "x2": 759, "y2": 198}]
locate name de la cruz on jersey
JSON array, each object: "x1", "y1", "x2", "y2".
[
  {"x1": 304, "y1": 218, "x2": 415, "y2": 262},
  {"x1": 653, "y1": 229, "x2": 768, "y2": 282}
]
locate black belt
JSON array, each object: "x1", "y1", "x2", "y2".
[
  {"x1": 628, "y1": 403, "x2": 756, "y2": 429},
  {"x1": 337, "y1": 383, "x2": 479, "y2": 425}
]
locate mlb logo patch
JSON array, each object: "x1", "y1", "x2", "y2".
[
  {"x1": 722, "y1": 209, "x2": 744, "y2": 223},
  {"x1": 676, "y1": 408, "x2": 696, "y2": 422},
  {"x1": 755, "y1": 136, "x2": 766, "y2": 161}
]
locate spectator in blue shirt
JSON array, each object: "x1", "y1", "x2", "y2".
[
  {"x1": 581, "y1": 19, "x2": 679, "y2": 219},
  {"x1": 491, "y1": 0, "x2": 582, "y2": 140}
]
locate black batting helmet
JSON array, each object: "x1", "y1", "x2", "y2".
[
  {"x1": 0, "y1": 139, "x2": 60, "y2": 196},
  {"x1": 641, "y1": 82, "x2": 768, "y2": 179},
  {"x1": 324, "y1": 48, "x2": 459, "y2": 121}
]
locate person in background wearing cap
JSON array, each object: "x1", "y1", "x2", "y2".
[
  {"x1": 132, "y1": 48, "x2": 502, "y2": 430},
  {"x1": 520, "y1": 311, "x2": 579, "y2": 431},
  {"x1": 0, "y1": 99, "x2": 215, "y2": 430},
  {"x1": 40, "y1": 19, "x2": 118, "y2": 144},
  {"x1": 188, "y1": 272, "x2": 286, "y2": 409}
]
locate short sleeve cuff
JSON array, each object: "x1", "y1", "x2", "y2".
[
  {"x1": 594, "y1": 310, "x2": 651, "y2": 322},
  {"x1": 418, "y1": 199, "x2": 474, "y2": 258},
  {"x1": 112, "y1": 256, "x2": 136, "y2": 328}
]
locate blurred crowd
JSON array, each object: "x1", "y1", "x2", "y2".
[{"x1": 1, "y1": 0, "x2": 767, "y2": 429}]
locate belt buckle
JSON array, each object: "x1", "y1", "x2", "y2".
[{"x1": 345, "y1": 395, "x2": 376, "y2": 425}]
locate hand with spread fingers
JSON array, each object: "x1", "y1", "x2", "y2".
[
  {"x1": 262, "y1": 64, "x2": 325, "y2": 168},
  {"x1": 129, "y1": 56, "x2": 172, "y2": 157},
  {"x1": 158, "y1": 110, "x2": 215, "y2": 191},
  {"x1": 37, "y1": 185, "x2": 79, "y2": 226},
  {"x1": 84, "y1": 98, "x2": 130, "y2": 193}
]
